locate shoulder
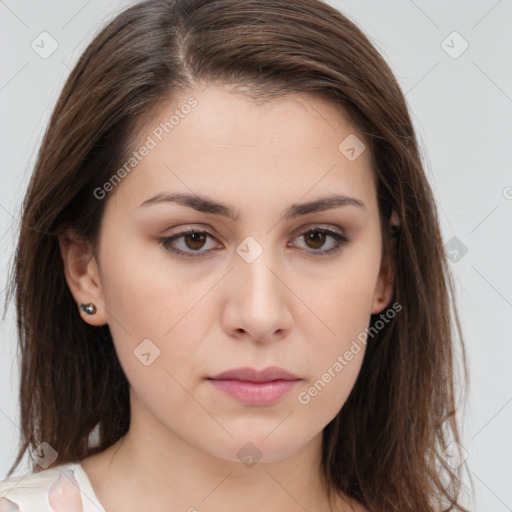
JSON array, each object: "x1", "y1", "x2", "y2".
[{"x1": 0, "y1": 462, "x2": 98, "y2": 512}]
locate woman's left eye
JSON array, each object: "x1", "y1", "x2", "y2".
[{"x1": 158, "y1": 226, "x2": 351, "y2": 259}]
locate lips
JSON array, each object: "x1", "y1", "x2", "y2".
[
  {"x1": 208, "y1": 366, "x2": 301, "y2": 382},
  {"x1": 207, "y1": 366, "x2": 302, "y2": 406}
]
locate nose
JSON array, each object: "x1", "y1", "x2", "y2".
[{"x1": 222, "y1": 246, "x2": 293, "y2": 344}]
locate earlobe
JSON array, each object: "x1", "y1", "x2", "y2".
[{"x1": 58, "y1": 232, "x2": 108, "y2": 326}]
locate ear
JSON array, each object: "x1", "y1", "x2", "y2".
[
  {"x1": 371, "y1": 254, "x2": 395, "y2": 314},
  {"x1": 58, "y1": 232, "x2": 108, "y2": 326},
  {"x1": 371, "y1": 211, "x2": 399, "y2": 314}
]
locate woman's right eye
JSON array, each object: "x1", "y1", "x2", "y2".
[{"x1": 158, "y1": 229, "x2": 220, "y2": 259}]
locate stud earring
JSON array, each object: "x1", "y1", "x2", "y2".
[{"x1": 80, "y1": 303, "x2": 97, "y2": 315}]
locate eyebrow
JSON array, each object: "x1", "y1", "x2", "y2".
[{"x1": 139, "y1": 192, "x2": 366, "y2": 220}]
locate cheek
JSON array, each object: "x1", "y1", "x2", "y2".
[
  {"x1": 99, "y1": 232, "x2": 193, "y2": 331},
  {"x1": 98, "y1": 241, "x2": 229, "y2": 416},
  {"x1": 295, "y1": 249, "x2": 380, "y2": 407},
  {"x1": 299, "y1": 302, "x2": 368, "y2": 412},
  {"x1": 303, "y1": 251, "x2": 379, "y2": 348}
]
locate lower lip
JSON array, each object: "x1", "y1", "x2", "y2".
[{"x1": 208, "y1": 379, "x2": 300, "y2": 406}]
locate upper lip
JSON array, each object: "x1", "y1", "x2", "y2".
[{"x1": 208, "y1": 366, "x2": 301, "y2": 382}]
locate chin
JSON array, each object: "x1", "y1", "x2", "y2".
[{"x1": 204, "y1": 425, "x2": 318, "y2": 466}]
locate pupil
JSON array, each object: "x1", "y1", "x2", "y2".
[
  {"x1": 187, "y1": 233, "x2": 205, "y2": 249},
  {"x1": 307, "y1": 231, "x2": 325, "y2": 249}
]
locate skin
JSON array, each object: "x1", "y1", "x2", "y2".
[{"x1": 60, "y1": 84, "x2": 395, "y2": 512}]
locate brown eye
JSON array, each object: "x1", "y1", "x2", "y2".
[
  {"x1": 303, "y1": 230, "x2": 327, "y2": 250},
  {"x1": 159, "y1": 229, "x2": 219, "y2": 258},
  {"x1": 183, "y1": 232, "x2": 208, "y2": 250},
  {"x1": 291, "y1": 227, "x2": 350, "y2": 255}
]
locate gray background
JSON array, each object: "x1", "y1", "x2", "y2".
[{"x1": 1, "y1": 1, "x2": 511, "y2": 511}]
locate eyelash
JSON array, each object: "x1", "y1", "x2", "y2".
[{"x1": 157, "y1": 225, "x2": 351, "y2": 259}]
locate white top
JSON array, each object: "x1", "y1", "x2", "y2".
[{"x1": 0, "y1": 462, "x2": 105, "y2": 512}]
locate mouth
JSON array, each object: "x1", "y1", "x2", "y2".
[{"x1": 206, "y1": 366, "x2": 302, "y2": 406}]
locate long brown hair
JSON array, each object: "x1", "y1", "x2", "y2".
[{"x1": 5, "y1": 0, "x2": 471, "y2": 510}]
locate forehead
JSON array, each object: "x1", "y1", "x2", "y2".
[
  {"x1": 107, "y1": 84, "x2": 377, "y2": 219},
  {"x1": 132, "y1": 83, "x2": 368, "y2": 155}
]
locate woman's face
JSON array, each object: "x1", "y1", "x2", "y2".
[{"x1": 65, "y1": 84, "x2": 394, "y2": 463}]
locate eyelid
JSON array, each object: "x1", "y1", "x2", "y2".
[{"x1": 290, "y1": 222, "x2": 345, "y2": 238}]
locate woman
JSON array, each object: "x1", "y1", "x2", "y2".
[{"x1": 0, "y1": 0, "x2": 471, "y2": 510}]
